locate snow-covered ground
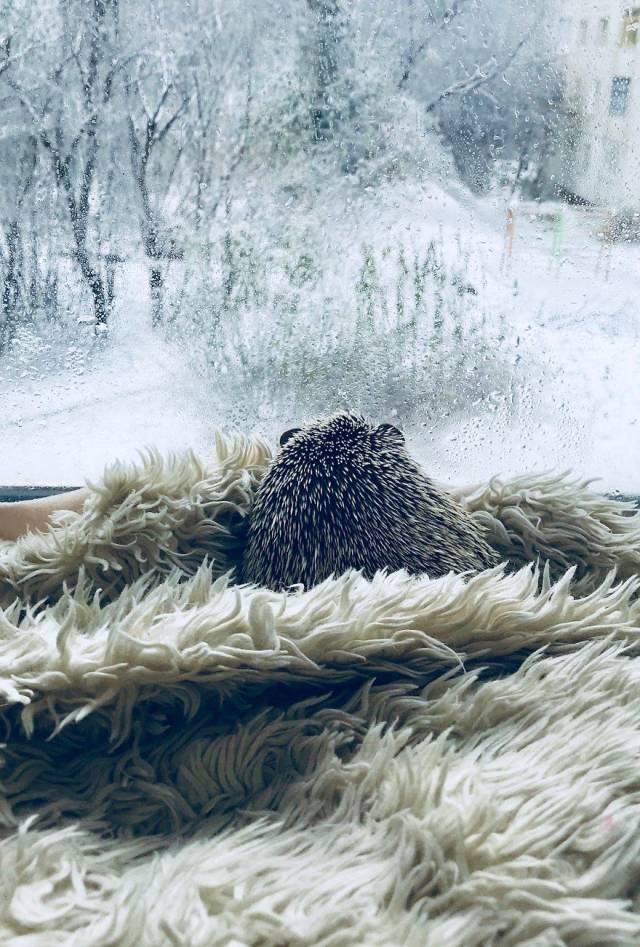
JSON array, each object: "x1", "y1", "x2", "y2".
[
  {"x1": 435, "y1": 195, "x2": 640, "y2": 492},
  {"x1": 1, "y1": 182, "x2": 638, "y2": 493}
]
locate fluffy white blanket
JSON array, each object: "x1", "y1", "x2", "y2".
[{"x1": 1, "y1": 437, "x2": 640, "y2": 946}]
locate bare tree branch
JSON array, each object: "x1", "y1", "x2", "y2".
[
  {"x1": 398, "y1": 0, "x2": 474, "y2": 90},
  {"x1": 209, "y1": 50, "x2": 253, "y2": 219},
  {"x1": 424, "y1": 37, "x2": 528, "y2": 113},
  {"x1": 0, "y1": 35, "x2": 12, "y2": 80}
]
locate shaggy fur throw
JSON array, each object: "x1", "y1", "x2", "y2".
[{"x1": 1, "y1": 436, "x2": 640, "y2": 945}]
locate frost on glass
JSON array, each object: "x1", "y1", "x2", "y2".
[{"x1": 0, "y1": 0, "x2": 637, "y2": 490}]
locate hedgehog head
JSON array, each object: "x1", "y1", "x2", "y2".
[{"x1": 278, "y1": 412, "x2": 405, "y2": 463}]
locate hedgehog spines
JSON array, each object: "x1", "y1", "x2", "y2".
[{"x1": 242, "y1": 412, "x2": 498, "y2": 591}]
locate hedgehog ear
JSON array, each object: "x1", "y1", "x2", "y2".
[
  {"x1": 280, "y1": 427, "x2": 301, "y2": 447},
  {"x1": 377, "y1": 423, "x2": 404, "y2": 443}
]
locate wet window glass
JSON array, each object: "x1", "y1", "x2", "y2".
[{"x1": 0, "y1": 0, "x2": 638, "y2": 492}]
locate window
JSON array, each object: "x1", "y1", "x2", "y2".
[
  {"x1": 621, "y1": 7, "x2": 640, "y2": 45},
  {"x1": 558, "y1": 16, "x2": 573, "y2": 53},
  {"x1": 604, "y1": 139, "x2": 622, "y2": 172},
  {"x1": 0, "y1": 0, "x2": 638, "y2": 495},
  {"x1": 579, "y1": 18, "x2": 589, "y2": 44},
  {"x1": 609, "y1": 76, "x2": 631, "y2": 115}
]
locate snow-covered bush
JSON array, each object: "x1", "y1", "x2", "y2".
[{"x1": 164, "y1": 227, "x2": 512, "y2": 429}]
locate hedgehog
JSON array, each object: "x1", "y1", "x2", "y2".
[{"x1": 241, "y1": 412, "x2": 498, "y2": 591}]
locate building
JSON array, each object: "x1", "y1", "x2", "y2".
[{"x1": 556, "y1": 2, "x2": 640, "y2": 208}]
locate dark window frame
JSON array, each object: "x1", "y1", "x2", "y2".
[
  {"x1": 0, "y1": 486, "x2": 81, "y2": 502},
  {"x1": 0, "y1": 488, "x2": 637, "y2": 507},
  {"x1": 609, "y1": 76, "x2": 631, "y2": 115}
]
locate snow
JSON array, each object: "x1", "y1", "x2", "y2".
[{"x1": 1, "y1": 184, "x2": 638, "y2": 493}]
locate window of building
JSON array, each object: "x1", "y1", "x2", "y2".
[
  {"x1": 604, "y1": 139, "x2": 622, "y2": 172},
  {"x1": 579, "y1": 18, "x2": 589, "y2": 44},
  {"x1": 609, "y1": 76, "x2": 632, "y2": 115},
  {"x1": 558, "y1": 16, "x2": 573, "y2": 52},
  {"x1": 599, "y1": 18, "x2": 609, "y2": 44},
  {"x1": 621, "y1": 7, "x2": 640, "y2": 45}
]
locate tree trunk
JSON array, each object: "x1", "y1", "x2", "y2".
[
  {"x1": 150, "y1": 266, "x2": 163, "y2": 327},
  {"x1": 308, "y1": 0, "x2": 342, "y2": 142},
  {"x1": 1, "y1": 220, "x2": 20, "y2": 352},
  {"x1": 69, "y1": 223, "x2": 109, "y2": 328}
]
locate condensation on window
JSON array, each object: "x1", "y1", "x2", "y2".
[{"x1": 0, "y1": 0, "x2": 638, "y2": 492}]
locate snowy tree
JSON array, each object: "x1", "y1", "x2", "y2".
[
  {"x1": 1, "y1": 1, "x2": 129, "y2": 327},
  {"x1": 0, "y1": 0, "x2": 567, "y2": 340},
  {"x1": 125, "y1": 61, "x2": 187, "y2": 324},
  {"x1": 342, "y1": 0, "x2": 565, "y2": 191}
]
